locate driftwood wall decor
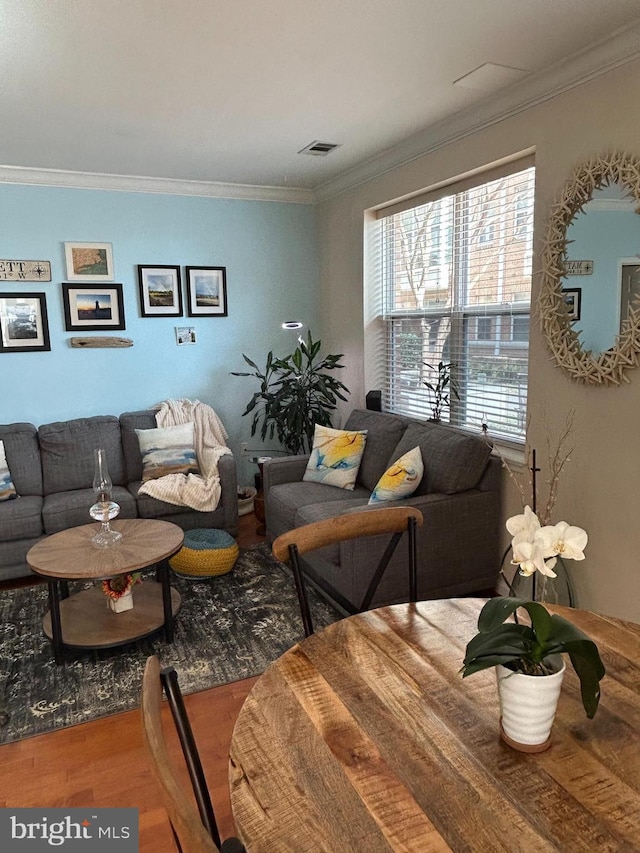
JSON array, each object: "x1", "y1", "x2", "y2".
[
  {"x1": 70, "y1": 337, "x2": 133, "y2": 348},
  {"x1": 539, "y1": 151, "x2": 640, "y2": 385}
]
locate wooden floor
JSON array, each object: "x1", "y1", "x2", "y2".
[{"x1": 0, "y1": 512, "x2": 265, "y2": 852}]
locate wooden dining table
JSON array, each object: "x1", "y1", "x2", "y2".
[{"x1": 229, "y1": 598, "x2": 640, "y2": 852}]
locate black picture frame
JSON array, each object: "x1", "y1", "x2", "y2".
[
  {"x1": 137, "y1": 265, "x2": 183, "y2": 317},
  {"x1": 0, "y1": 292, "x2": 51, "y2": 352},
  {"x1": 562, "y1": 287, "x2": 582, "y2": 322},
  {"x1": 186, "y1": 266, "x2": 228, "y2": 317},
  {"x1": 62, "y1": 282, "x2": 125, "y2": 331}
]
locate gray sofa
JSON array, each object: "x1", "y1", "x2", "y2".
[
  {"x1": 264, "y1": 408, "x2": 501, "y2": 612},
  {"x1": 0, "y1": 410, "x2": 238, "y2": 582}
]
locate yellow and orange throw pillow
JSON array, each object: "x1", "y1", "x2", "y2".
[
  {"x1": 368, "y1": 446, "x2": 423, "y2": 504},
  {"x1": 303, "y1": 425, "x2": 367, "y2": 490}
]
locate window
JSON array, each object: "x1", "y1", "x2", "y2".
[{"x1": 373, "y1": 160, "x2": 535, "y2": 443}]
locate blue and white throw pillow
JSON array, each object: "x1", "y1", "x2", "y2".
[
  {"x1": 135, "y1": 422, "x2": 200, "y2": 482},
  {"x1": 0, "y1": 440, "x2": 17, "y2": 501}
]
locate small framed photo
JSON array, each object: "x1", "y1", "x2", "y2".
[
  {"x1": 64, "y1": 242, "x2": 114, "y2": 281},
  {"x1": 0, "y1": 292, "x2": 50, "y2": 352},
  {"x1": 562, "y1": 288, "x2": 582, "y2": 322},
  {"x1": 175, "y1": 326, "x2": 196, "y2": 345},
  {"x1": 137, "y1": 265, "x2": 183, "y2": 317},
  {"x1": 62, "y1": 282, "x2": 125, "y2": 331},
  {"x1": 186, "y1": 266, "x2": 227, "y2": 317}
]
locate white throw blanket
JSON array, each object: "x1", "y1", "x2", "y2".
[{"x1": 138, "y1": 399, "x2": 231, "y2": 511}]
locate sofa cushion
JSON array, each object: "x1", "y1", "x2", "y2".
[
  {"x1": 120, "y1": 410, "x2": 157, "y2": 482},
  {"x1": 369, "y1": 446, "x2": 424, "y2": 505},
  {"x1": 39, "y1": 416, "x2": 127, "y2": 494},
  {"x1": 294, "y1": 499, "x2": 372, "y2": 563},
  {"x1": 128, "y1": 481, "x2": 198, "y2": 519},
  {"x1": 0, "y1": 423, "x2": 43, "y2": 496},
  {"x1": 42, "y1": 485, "x2": 137, "y2": 535},
  {"x1": 0, "y1": 440, "x2": 17, "y2": 501},
  {"x1": 0, "y1": 495, "x2": 43, "y2": 542},
  {"x1": 391, "y1": 422, "x2": 491, "y2": 495},
  {"x1": 135, "y1": 422, "x2": 200, "y2": 481},
  {"x1": 267, "y1": 480, "x2": 371, "y2": 537},
  {"x1": 303, "y1": 425, "x2": 367, "y2": 490},
  {"x1": 344, "y1": 410, "x2": 408, "y2": 491}
]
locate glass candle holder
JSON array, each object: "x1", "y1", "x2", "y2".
[{"x1": 89, "y1": 448, "x2": 122, "y2": 548}]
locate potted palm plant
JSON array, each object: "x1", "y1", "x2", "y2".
[
  {"x1": 461, "y1": 596, "x2": 605, "y2": 752},
  {"x1": 231, "y1": 331, "x2": 350, "y2": 455}
]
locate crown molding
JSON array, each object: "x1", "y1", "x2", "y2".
[
  {"x1": 0, "y1": 164, "x2": 314, "y2": 205},
  {"x1": 313, "y1": 21, "x2": 640, "y2": 203},
  {"x1": 2, "y1": 21, "x2": 639, "y2": 208}
]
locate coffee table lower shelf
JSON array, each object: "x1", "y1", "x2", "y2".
[{"x1": 42, "y1": 584, "x2": 181, "y2": 650}]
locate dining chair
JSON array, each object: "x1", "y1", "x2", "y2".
[
  {"x1": 272, "y1": 505, "x2": 423, "y2": 636},
  {"x1": 140, "y1": 655, "x2": 245, "y2": 853}
]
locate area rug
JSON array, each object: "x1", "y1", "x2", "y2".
[{"x1": 0, "y1": 544, "x2": 341, "y2": 744}]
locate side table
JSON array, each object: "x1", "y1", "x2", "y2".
[
  {"x1": 27, "y1": 518, "x2": 184, "y2": 665},
  {"x1": 250, "y1": 456, "x2": 271, "y2": 536}
]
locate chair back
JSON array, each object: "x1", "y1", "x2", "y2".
[
  {"x1": 141, "y1": 656, "x2": 243, "y2": 853},
  {"x1": 272, "y1": 506, "x2": 423, "y2": 636}
]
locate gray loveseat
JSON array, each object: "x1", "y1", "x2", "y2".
[
  {"x1": 264, "y1": 408, "x2": 501, "y2": 612},
  {"x1": 0, "y1": 410, "x2": 238, "y2": 582}
]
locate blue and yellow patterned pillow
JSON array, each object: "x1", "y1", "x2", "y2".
[
  {"x1": 0, "y1": 440, "x2": 17, "y2": 501},
  {"x1": 368, "y1": 446, "x2": 423, "y2": 504},
  {"x1": 303, "y1": 425, "x2": 367, "y2": 490}
]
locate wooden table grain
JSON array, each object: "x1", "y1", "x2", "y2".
[
  {"x1": 229, "y1": 598, "x2": 640, "y2": 852},
  {"x1": 27, "y1": 518, "x2": 184, "y2": 663}
]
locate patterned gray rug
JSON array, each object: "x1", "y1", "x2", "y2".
[{"x1": 0, "y1": 544, "x2": 341, "y2": 744}]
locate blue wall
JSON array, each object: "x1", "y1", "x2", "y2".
[{"x1": 0, "y1": 182, "x2": 318, "y2": 484}]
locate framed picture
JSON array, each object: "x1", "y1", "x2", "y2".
[
  {"x1": 137, "y1": 265, "x2": 183, "y2": 317},
  {"x1": 64, "y1": 242, "x2": 114, "y2": 281},
  {"x1": 175, "y1": 326, "x2": 196, "y2": 345},
  {"x1": 0, "y1": 292, "x2": 50, "y2": 352},
  {"x1": 186, "y1": 266, "x2": 227, "y2": 317},
  {"x1": 562, "y1": 288, "x2": 582, "y2": 322},
  {"x1": 62, "y1": 282, "x2": 125, "y2": 331}
]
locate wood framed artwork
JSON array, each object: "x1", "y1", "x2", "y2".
[
  {"x1": 562, "y1": 288, "x2": 582, "y2": 322},
  {"x1": 62, "y1": 282, "x2": 125, "y2": 331},
  {"x1": 137, "y1": 265, "x2": 183, "y2": 317},
  {"x1": 64, "y1": 242, "x2": 114, "y2": 281},
  {"x1": 0, "y1": 292, "x2": 51, "y2": 352},
  {"x1": 186, "y1": 266, "x2": 227, "y2": 317}
]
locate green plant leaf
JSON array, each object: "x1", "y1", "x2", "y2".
[{"x1": 465, "y1": 597, "x2": 606, "y2": 718}]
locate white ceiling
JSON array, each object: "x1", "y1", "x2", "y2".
[{"x1": 1, "y1": 0, "x2": 640, "y2": 200}]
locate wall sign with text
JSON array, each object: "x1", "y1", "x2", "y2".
[
  {"x1": 565, "y1": 260, "x2": 593, "y2": 276},
  {"x1": 0, "y1": 260, "x2": 51, "y2": 281}
]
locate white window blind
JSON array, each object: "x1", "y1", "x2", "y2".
[{"x1": 373, "y1": 161, "x2": 535, "y2": 443}]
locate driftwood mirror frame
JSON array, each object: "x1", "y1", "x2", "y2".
[{"x1": 539, "y1": 151, "x2": 640, "y2": 385}]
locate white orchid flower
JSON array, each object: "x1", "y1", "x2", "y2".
[
  {"x1": 506, "y1": 505, "x2": 540, "y2": 539},
  {"x1": 538, "y1": 522, "x2": 588, "y2": 562},
  {"x1": 511, "y1": 538, "x2": 558, "y2": 578}
]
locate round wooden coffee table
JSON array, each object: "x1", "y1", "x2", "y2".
[{"x1": 27, "y1": 518, "x2": 184, "y2": 665}]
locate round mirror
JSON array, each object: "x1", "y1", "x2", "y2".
[{"x1": 539, "y1": 152, "x2": 640, "y2": 385}]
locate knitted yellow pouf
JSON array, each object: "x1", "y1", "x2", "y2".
[{"x1": 169, "y1": 529, "x2": 239, "y2": 578}]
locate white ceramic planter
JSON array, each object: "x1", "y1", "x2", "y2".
[
  {"x1": 496, "y1": 654, "x2": 566, "y2": 752},
  {"x1": 108, "y1": 590, "x2": 134, "y2": 613}
]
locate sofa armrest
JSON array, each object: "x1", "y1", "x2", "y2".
[
  {"x1": 218, "y1": 454, "x2": 239, "y2": 532},
  {"x1": 263, "y1": 455, "x2": 310, "y2": 490}
]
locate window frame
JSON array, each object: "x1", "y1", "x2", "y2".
[{"x1": 373, "y1": 158, "x2": 535, "y2": 444}]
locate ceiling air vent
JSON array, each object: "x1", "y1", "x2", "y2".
[{"x1": 298, "y1": 140, "x2": 341, "y2": 156}]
